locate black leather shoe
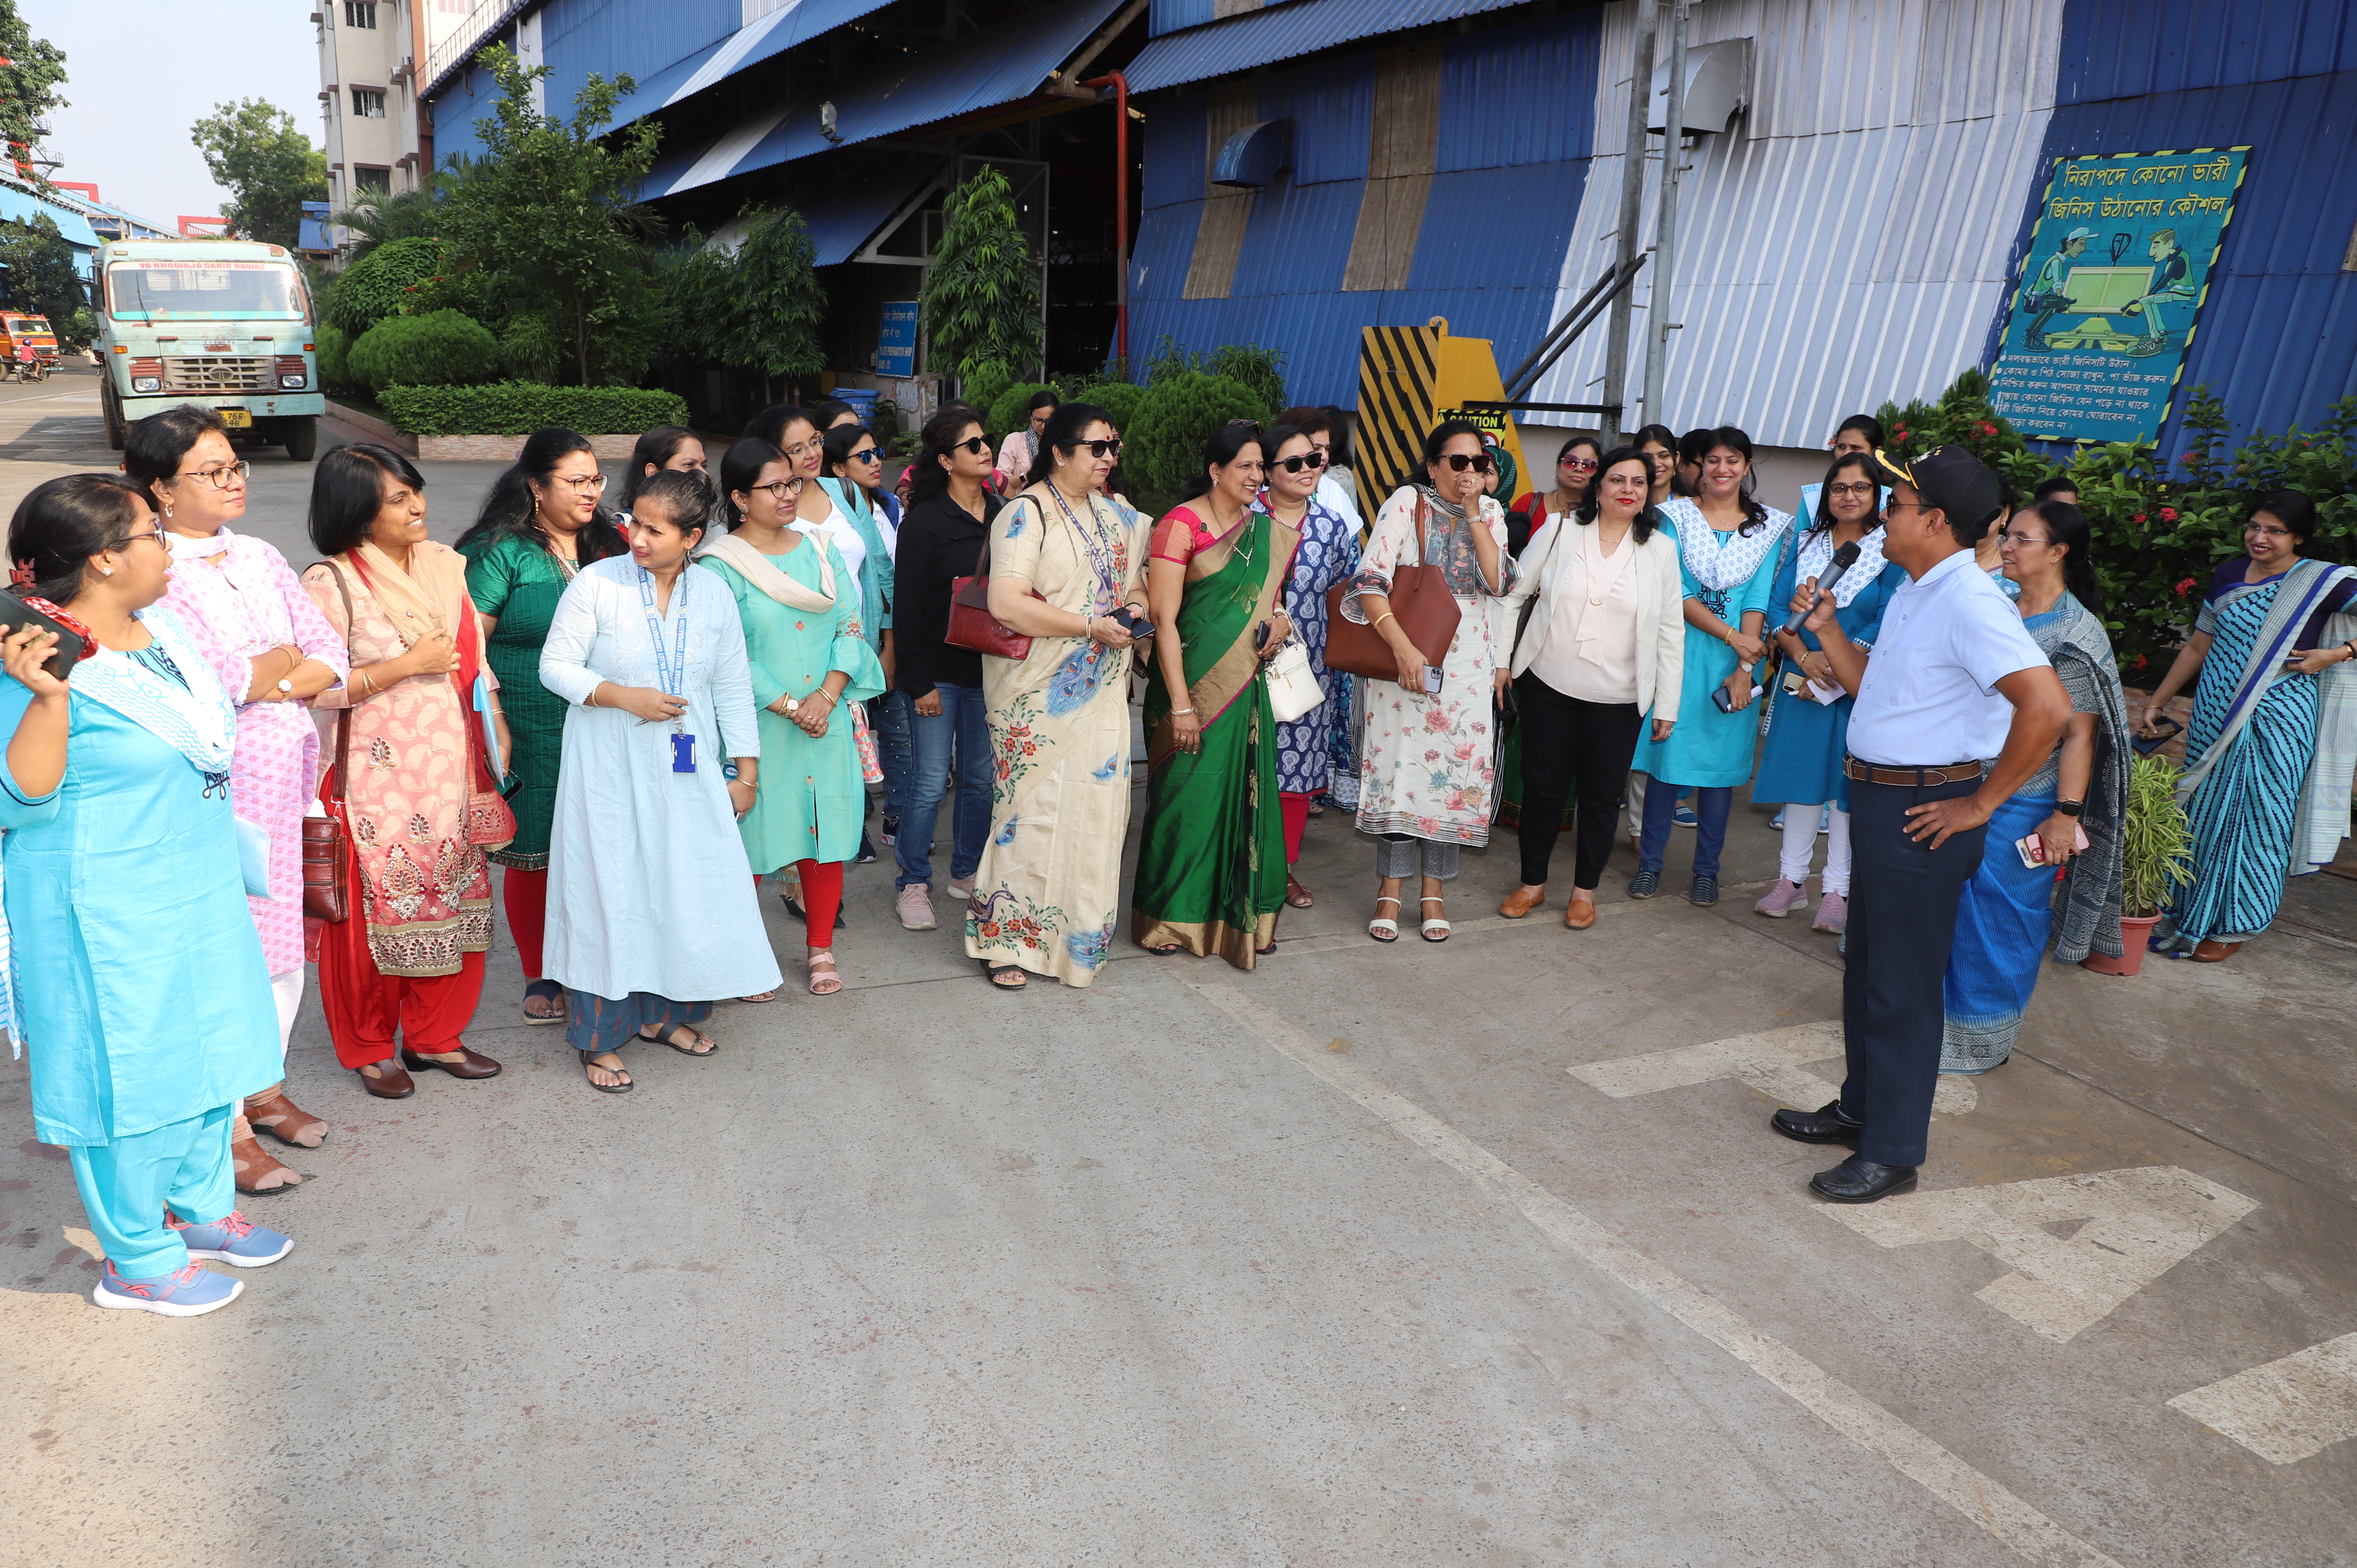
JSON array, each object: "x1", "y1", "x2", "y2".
[
  {"x1": 1769, "y1": 1100, "x2": 1862, "y2": 1146},
  {"x1": 1810, "y1": 1155, "x2": 1918, "y2": 1203}
]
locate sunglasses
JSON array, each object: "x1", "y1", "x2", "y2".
[
  {"x1": 1559, "y1": 455, "x2": 1599, "y2": 470},
  {"x1": 950, "y1": 434, "x2": 991, "y2": 457},
  {"x1": 1069, "y1": 438, "x2": 1123, "y2": 459},
  {"x1": 1271, "y1": 450, "x2": 1327, "y2": 474},
  {"x1": 1439, "y1": 452, "x2": 1495, "y2": 474},
  {"x1": 848, "y1": 447, "x2": 882, "y2": 465}
]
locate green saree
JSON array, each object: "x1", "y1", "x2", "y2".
[{"x1": 1131, "y1": 504, "x2": 1299, "y2": 968}]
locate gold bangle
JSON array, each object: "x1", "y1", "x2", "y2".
[{"x1": 1372, "y1": 611, "x2": 1397, "y2": 630}]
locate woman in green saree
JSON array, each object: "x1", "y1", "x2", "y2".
[{"x1": 1132, "y1": 424, "x2": 1299, "y2": 968}]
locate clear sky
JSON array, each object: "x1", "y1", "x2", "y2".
[{"x1": 23, "y1": 1, "x2": 325, "y2": 229}]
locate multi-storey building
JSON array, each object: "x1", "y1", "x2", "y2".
[{"x1": 313, "y1": 0, "x2": 475, "y2": 253}]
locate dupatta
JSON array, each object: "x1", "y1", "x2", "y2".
[{"x1": 1142, "y1": 504, "x2": 1301, "y2": 768}]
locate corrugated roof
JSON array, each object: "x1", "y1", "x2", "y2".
[
  {"x1": 1122, "y1": 0, "x2": 1530, "y2": 95},
  {"x1": 0, "y1": 180, "x2": 102, "y2": 249},
  {"x1": 644, "y1": 0, "x2": 1124, "y2": 198},
  {"x1": 799, "y1": 173, "x2": 934, "y2": 266},
  {"x1": 603, "y1": 0, "x2": 900, "y2": 120},
  {"x1": 2056, "y1": 0, "x2": 2357, "y2": 103}
]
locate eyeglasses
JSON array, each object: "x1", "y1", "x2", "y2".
[
  {"x1": 1071, "y1": 438, "x2": 1122, "y2": 459},
  {"x1": 1439, "y1": 452, "x2": 1495, "y2": 474},
  {"x1": 551, "y1": 472, "x2": 609, "y2": 494},
  {"x1": 1225, "y1": 418, "x2": 1262, "y2": 430},
  {"x1": 1272, "y1": 451, "x2": 1328, "y2": 474},
  {"x1": 174, "y1": 461, "x2": 250, "y2": 490},
  {"x1": 781, "y1": 435, "x2": 823, "y2": 461},
  {"x1": 951, "y1": 435, "x2": 991, "y2": 457},
  {"x1": 1559, "y1": 455, "x2": 1598, "y2": 471},
  {"x1": 1997, "y1": 526, "x2": 2053, "y2": 546},
  {"x1": 1827, "y1": 482, "x2": 1878, "y2": 499},
  {"x1": 116, "y1": 527, "x2": 169, "y2": 549},
  {"x1": 1883, "y1": 501, "x2": 1930, "y2": 515},
  {"x1": 848, "y1": 447, "x2": 882, "y2": 465},
  {"x1": 742, "y1": 478, "x2": 803, "y2": 504}
]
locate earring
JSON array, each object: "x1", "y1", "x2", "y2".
[
  {"x1": 162, "y1": 504, "x2": 173, "y2": 519},
  {"x1": 100, "y1": 566, "x2": 114, "y2": 577}
]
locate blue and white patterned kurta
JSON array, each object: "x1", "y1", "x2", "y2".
[{"x1": 1277, "y1": 493, "x2": 1360, "y2": 795}]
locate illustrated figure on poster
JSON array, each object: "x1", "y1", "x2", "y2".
[
  {"x1": 2120, "y1": 228, "x2": 2197, "y2": 358},
  {"x1": 2018, "y1": 227, "x2": 2094, "y2": 351}
]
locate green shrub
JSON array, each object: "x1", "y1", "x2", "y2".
[
  {"x1": 2120, "y1": 754, "x2": 2195, "y2": 917},
  {"x1": 1127, "y1": 372, "x2": 1269, "y2": 500},
  {"x1": 986, "y1": 381, "x2": 1053, "y2": 444},
  {"x1": 1075, "y1": 381, "x2": 1146, "y2": 437},
  {"x1": 313, "y1": 322, "x2": 358, "y2": 395},
  {"x1": 347, "y1": 309, "x2": 501, "y2": 391},
  {"x1": 327, "y1": 237, "x2": 445, "y2": 337},
  {"x1": 377, "y1": 382, "x2": 690, "y2": 436},
  {"x1": 1204, "y1": 344, "x2": 1286, "y2": 420},
  {"x1": 960, "y1": 361, "x2": 1014, "y2": 424},
  {"x1": 497, "y1": 315, "x2": 568, "y2": 384}
]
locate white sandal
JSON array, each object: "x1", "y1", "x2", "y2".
[
  {"x1": 1367, "y1": 894, "x2": 1401, "y2": 943},
  {"x1": 1419, "y1": 896, "x2": 1451, "y2": 942}
]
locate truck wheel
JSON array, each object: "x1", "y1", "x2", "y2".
[
  {"x1": 103, "y1": 383, "x2": 126, "y2": 450},
  {"x1": 284, "y1": 416, "x2": 318, "y2": 462}
]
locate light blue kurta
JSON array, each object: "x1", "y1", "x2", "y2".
[
  {"x1": 1752, "y1": 536, "x2": 1906, "y2": 809},
  {"x1": 0, "y1": 662, "x2": 278, "y2": 1146},
  {"x1": 1629, "y1": 505, "x2": 1790, "y2": 789},
  {"x1": 703, "y1": 536, "x2": 886, "y2": 871},
  {"x1": 539, "y1": 555, "x2": 782, "y2": 1003}
]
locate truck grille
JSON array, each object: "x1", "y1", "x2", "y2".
[{"x1": 162, "y1": 356, "x2": 273, "y2": 393}]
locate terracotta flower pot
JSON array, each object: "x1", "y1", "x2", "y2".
[{"x1": 2083, "y1": 913, "x2": 2164, "y2": 975}]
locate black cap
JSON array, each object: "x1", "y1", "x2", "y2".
[{"x1": 1869, "y1": 445, "x2": 2003, "y2": 535}]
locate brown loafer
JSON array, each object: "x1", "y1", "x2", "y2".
[
  {"x1": 2189, "y1": 939, "x2": 2242, "y2": 963},
  {"x1": 356, "y1": 1058, "x2": 415, "y2": 1099},
  {"x1": 401, "y1": 1046, "x2": 504, "y2": 1079},
  {"x1": 1499, "y1": 884, "x2": 1547, "y2": 919},
  {"x1": 1564, "y1": 897, "x2": 1597, "y2": 930}
]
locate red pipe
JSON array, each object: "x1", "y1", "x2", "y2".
[{"x1": 1083, "y1": 71, "x2": 1130, "y2": 370}]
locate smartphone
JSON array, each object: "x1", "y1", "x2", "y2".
[
  {"x1": 2016, "y1": 823, "x2": 2091, "y2": 868},
  {"x1": 1711, "y1": 682, "x2": 1763, "y2": 714},
  {"x1": 1253, "y1": 619, "x2": 1270, "y2": 650},
  {"x1": 1420, "y1": 666, "x2": 1444, "y2": 695},
  {"x1": 0, "y1": 592, "x2": 90, "y2": 681},
  {"x1": 1114, "y1": 606, "x2": 1154, "y2": 638},
  {"x1": 2131, "y1": 717, "x2": 2181, "y2": 756}
]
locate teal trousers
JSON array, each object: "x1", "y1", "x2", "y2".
[{"x1": 66, "y1": 1105, "x2": 236, "y2": 1277}]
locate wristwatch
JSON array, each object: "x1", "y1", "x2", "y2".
[
  {"x1": 2054, "y1": 799, "x2": 2084, "y2": 817},
  {"x1": 275, "y1": 676, "x2": 294, "y2": 698}
]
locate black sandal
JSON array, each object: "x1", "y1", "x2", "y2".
[
  {"x1": 578, "y1": 1050, "x2": 634, "y2": 1093},
  {"x1": 522, "y1": 979, "x2": 567, "y2": 1025},
  {"x1": 637, "y1": 1022, "x2": 716, "y2": 1056},
  {"x1": 984, "y1": 962, "x2": 1027, "y2": 990}
]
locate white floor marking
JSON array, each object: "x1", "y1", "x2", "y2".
[
  {"x1": 1168, "y1": 963, "x2": 2121, "y2": 1568},
  {"x1": 1568, "y1": 1020, "x2": 1977, "y2": 1116},
  {"x1": 1823, "y1": 1166, "x2": 2258, "y2": 1343},
  {"x1": 2167, "y1": 1331, "x2": 2357, "y2": 1464}
]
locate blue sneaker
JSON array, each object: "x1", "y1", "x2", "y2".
[
  {"x1": 1673, "y1": 804, "x2": 1699, "y2": 829},
  {"x1": 92, "y1": 1260, "x2": 243, "y2": 1316},
  {"x1": 1627, "y1": 868, "x2": 1661, "y2": 900},
  {"x1": 168, "y1": 1210, "x2": 293, "y2": 1268},
  {"x1": 1768, "y1": 807, "x2": 1786, "y2": 830},
  {"x1": 1818, "y1": 803, "x2": 1833, "y2": 834}
]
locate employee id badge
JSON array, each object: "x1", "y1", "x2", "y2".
[{"x1": 671, "y1": 731, "x2": 697, "y2": 773}]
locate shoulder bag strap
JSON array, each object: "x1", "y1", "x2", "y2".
[{"x1": 324, "y1": 560, "x2": 356, "y2": 806}]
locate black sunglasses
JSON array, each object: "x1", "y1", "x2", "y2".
[
  {"x1": 1272, "y1": 451, "x2": 1328, "y2": 474},
  {"x1": 1067, "y1": 438, "x2": 1123, "y2": 459},
  {"x1": 950, "y1": 435, "x2": 990, "y2": 457},
  {"x1": 1439, "y1": 451, "x2": 1495, "y2": 474}
]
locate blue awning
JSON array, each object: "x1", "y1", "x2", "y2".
[
  {"x1": 298, "y1": 200, "x2": 332, "y2": 253},
  {"x1": 801, "y1": 174, "x2": 933, "y2": 266},
  {"x1": 1122, "y1": 0, "x2": 1525, "y2": 94},
  {"x1": 646, "y1": 0, "x2": 1123, "y2": 199},
  {"x1": 616, "y1": 0, "x2": 901, "y2": 120},
  {"x1": 0, "y1": 181, "x2": 101, "y2": 249}
]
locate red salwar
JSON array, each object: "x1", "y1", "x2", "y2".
[{"x1": 764, "y1": 859, "x2": 844, "y2": 948}]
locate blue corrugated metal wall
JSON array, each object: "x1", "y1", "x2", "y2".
[
  {"x1": 1149, "y1": 0, "x2": 1217, "y2": 35},
  {"x1": 1985, "y1": 0, "x2": 2357, "y2": 459},
  {"x1": 429, "y1": 53, "x2": 502, "y2": 165},
  {"x1": 1125, "y1": 10, "x2": 1602, "y2": 404},
  {"x1": 541, "y1": 0, "x2": 741, "y2": 124}
]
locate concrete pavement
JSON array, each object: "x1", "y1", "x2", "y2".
[{"x1": 3, "y1": 369, "x2": 2354, "y2": 1566}]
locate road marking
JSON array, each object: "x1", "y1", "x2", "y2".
[
  {"x1": 1165, "y1": 961, "x2": 2122, "y2": 1568},
  {"x1": 2167, "y1": 1332, "x2": 2357, "y2": 1463},
  {"x1": 1823, "y1": 1166, "x2": 2258, "y2": 1343},
  {"x1": 1569, "y1": 1020, "x2": 1976, "y2": 1115}
]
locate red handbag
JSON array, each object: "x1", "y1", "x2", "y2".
[
  {"x1": 945, "y1": 536, "x2": 1043, "y2": 660},
  {"x1": 1324, "y1": 492, "x2": 1462, "y2": 680}
]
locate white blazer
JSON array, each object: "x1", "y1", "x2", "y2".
[{"x1": 1496, "y1": 512, "x2": 1687, "y2": 723}]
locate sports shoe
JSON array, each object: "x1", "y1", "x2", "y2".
[
  {"x1": 1753, "y1": 878, "x2": 1806, "y2": 918},
  {"x1": 854, "y1": 834, "x2": 879, "y2": 865},
  {"x1": 167, "y1": 1210, "x2": 293, "y2": 1268},
  {"x1": 1811, "y1": 890, "x2": 1849, "y2": 934},
  {"x1": 896, "y1": 884, "x2": 937, "y2": 931},
  {"x1": 1690, "y1": 874, "x2": 1720, "y2": 907},
  {"x1": 881, "y1": 816, "x2": 900, "y2": 846},
  {"x1": 946, "y1": 879, "x2": 975, "y2": 902},
  {"x1": 1818, "y1": 803, "x2": 1833, "y2": 834},
  {"x1": 1673, "y1": 804, "x2": 1699, "y2": 829},
  {"x1": 1768, "y1": 807, "x2": 1786, "y2": 831},
  {"x1": 1627, "y1": 868, "x2": 1661, "y2": 900},
  {"x1": 92, "y1": 1260, "x2": 242, "y2": 1316}
]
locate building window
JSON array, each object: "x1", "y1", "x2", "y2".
[
  {"x1": 355, "y1": 165, "x2": 392, "y2": 194},
  {"x1": 344, "y1": 1, "x2": 378, "y2": 26},
  {"x1": 352, "y1": 87, "x2": 386, "y2": 118}
]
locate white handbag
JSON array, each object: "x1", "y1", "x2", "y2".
[{"x1": 1263, "y1": 637, "x2": 1326, "y2": 723}]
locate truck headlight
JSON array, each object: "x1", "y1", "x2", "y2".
[
  {"x1": 131, "y1": 375, "x2": 161, "y2": 393},
  {"x1": 280, "y1": 373, "x2": 307, "y2": 389}
]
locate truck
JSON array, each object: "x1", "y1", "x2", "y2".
[
  {"x1": 0, "y1": 311, "x2": 59, "y2": 378},
  {"x1": 96, "y1": 238, "x2": 324, "y2": 461}
]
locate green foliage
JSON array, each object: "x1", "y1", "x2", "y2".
[
  {"x1": 1139, "y1": 335, "x2": 1284, "y2": 420},
  {"x1": 330, "y1": 173, "x2": 455, "y2": 262},
  {"x1": 2120, "y1": 755, "x2": 2195, "y2": 917},
  {"x1": 60, "y1": 306, "x2": 97, "y2": 351},
  {"x1": 1075, "y1": 381, "x2": 1147, "y2": 437},
  {"x1": 0, "y1": 3, "x2": 70, "y2": 174},
  {"x1": 496, "y1": 315, "x2": 568, "y2": 385},
  {"x1": 328, "y1": 237, "x2": 446, "y2": 336},
  {"x1": 920, "y1": 166, "x2": 1041, "y2": 379},
  {"x1": 985, "y1": 382, "x2": 1053, "y2": 444},
  {"x1": 0, "y1": 215, "x2": 88, "y2": 326},
  {"x1": 960, "y1": 361, "x2": 1014, "y2": 422},
  {"x1": 1870, "y1": 368, "x2": 2051, "y2": 497},
  {"x1": 1127, "y1": 372, "x2": 1269, "y2": 500},
  {"x1": 377, "y1": 381, "x2": 688, "y2": 436},
  {"x1": 435, "y1": 44, "x2": 662, "y2": 386},
  {"x1": 314, "y1": 322, "x2": 357, "y2": 395},
  {"x1": 192, "y1": 97, "x2": 329, "y2": 249},
  {"x1": 660, "y1": 208, "x2": 826, "y2": 383},
  {"x1": 347, "y1": 310, "x2": 501, "y2": 391}
]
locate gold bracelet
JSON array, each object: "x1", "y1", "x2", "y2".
[
  {"x1": 584, "y1": 688, "x2": 597, "y2": 708},
  {"x1": 1372, "y1": 611, "x2": 1397, "y2": 630}
]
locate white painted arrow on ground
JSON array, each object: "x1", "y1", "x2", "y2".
[
  {"x1": 1569, "y1": 1020, "x2": 1978, "y2": 1115},
  {"x1": 2169, "y1": 1332, "x2": 2357, "y2": 1463}
]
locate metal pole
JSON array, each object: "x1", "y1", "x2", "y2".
[
  {"x1": 1598, "y1": 0, "x2": 1657, "y2": 442},
  {"x1": 1640, "y1": 2, "x2": 1688, "y2": 435},
  {"x1": 1084, "y1": 71, "x2": 1130, "y2": 370}
]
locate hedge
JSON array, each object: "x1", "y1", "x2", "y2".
[
  {"x1": 1127, "y1": 372, "x2": 1269, "y2": 500},
  {"x1": 327, "y1": 238, "x2": 446, "y2": 338},
  {"x1": 348, "y1": 310, "x2": 501, "y2": 392},
  {"x1": 377, "y1": 382, "x2": 692, "y2": 436},
  {"x1": 1074, "y1": 381, "x2": 1146, "y2": 438}
]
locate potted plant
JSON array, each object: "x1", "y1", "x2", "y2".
[{"x1": 2083, "y1": 753, "x2": 2194, "y2": 975}]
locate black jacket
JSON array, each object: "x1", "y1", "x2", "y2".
[{"x1": 894, "y1": 488, "x2": 999, "y2": 696}]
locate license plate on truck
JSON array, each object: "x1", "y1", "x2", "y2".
[{"x1": 217, "y1": 408, "x2": 253, "y2": 428}]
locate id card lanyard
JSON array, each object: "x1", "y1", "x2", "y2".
[{"x1": 637, "y1": 566, "x2": 696, "y2": 773}]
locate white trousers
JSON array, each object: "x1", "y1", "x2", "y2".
[
  {"x1": 1779, "y1": 804, "x2": 1853, "y2": 895},
  {"x1": 270, "y1": 966, "x2": 305, "y2": 1058}
]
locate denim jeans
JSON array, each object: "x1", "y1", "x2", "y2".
[
  {"x1": 1639, "y1": 782, "x2": 1733, "y2": 877},
  {"x1": 871, "y1": 688, "x2": 913, "y2": 826},
  {"x1": 895, "y1": 683, "x2": 993, "y2": 890}
]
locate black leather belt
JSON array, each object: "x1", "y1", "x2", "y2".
[{"x1": 1843, "y1": 757, "x2": 1987, "y2": 787}]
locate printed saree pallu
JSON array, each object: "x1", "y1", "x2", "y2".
[{"x1": 1131, "y1": 506, "x2": 1299, "y2": 967}]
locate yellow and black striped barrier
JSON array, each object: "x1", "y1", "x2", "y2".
[{"x1": 1355, "y1": 318, "x2": 1530, "y2": 513}]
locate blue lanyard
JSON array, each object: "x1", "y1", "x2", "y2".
[{"x1": 636, "y1": 566, "x2": 690, "y2": 725}]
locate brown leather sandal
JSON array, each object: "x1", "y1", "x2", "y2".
[
  {"x1": 232, "y1": 1126, "x2": 303, "y2": 1193},
  {"x1": 244, "y1": 1088, "x2": 327, "y2": 1149}
]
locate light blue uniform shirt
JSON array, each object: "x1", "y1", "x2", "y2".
[{"x1": 1847, "y1": 549, "x2": 2048, "y2": 765}]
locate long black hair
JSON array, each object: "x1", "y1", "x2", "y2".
[
  {"x1": 1808, "y1": 450, "x2": 1880, "y2": 537},
  {"x1": 2024, "y1": 498, "x2": 2103, "y2": 612},
  {"x1": 309, "y1": 442, "x2": 426, "y2": 559},
  {"x1": 1571, "y1": 445, "x2": 1660, "y2": 545},
  {"x1": 1700, "y1": 425, "x2": 1769, "y2": 535},
  {"x1": 618, "y1": 425, "x2": 703, "y2": 512},
  {"x1": 717, "y1": 437, "x2": 791, "y2": 531},
  {"x1": 1673, "y1": 427, "x2": 1714, "y2": 497},
  {"x1": 1320, "y1": 406, "x2": 1352, "y2": 468},
  {"x1": 742, "y1": 405, "x2": 812, "y2": 447},
  {"x1": 1024, "y1": 402, "x2": 1114, "y2": 491},
  {"x1": 1178, "y1": 421, "x2": 1263, "y2": 504},
  {"x1": 121, "y1": 405, "x2": 231, "y2": 515},
  {"x1": 912, "y1": 408, "x2": 985, "y2": 507},
  {"x1": 10, "y1": 473, "x2": 148, "y2": 604},
  {"x1": 1833, "y1": 413, "x2": 1884, "y2": 450},
  {"x1": 454, "y1": 427, "x2": 628, "y2": 563}
]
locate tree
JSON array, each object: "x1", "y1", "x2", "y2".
[
  {"x1": 662, "y1": 206, "x2": 827, "y2": 397},
  {"x1": 920, "y1": 165, "x2": 1041, "y2": 380},
  {"x1": 0, "y1": 1, "x2": 68, "y2": 184},
  {"x1": 436, "y1": 45, "x2": 662, "y2": 386},
  {"x1": 0, "y1": 214, "x2": 86, "y2": 325},
  {"x1": 192, "y1": 99, "x2": 328, "y2": 249}
]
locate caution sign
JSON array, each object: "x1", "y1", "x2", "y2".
[{"x1": 1355, "y1": 319, "x2": 1529, "y2": 517}]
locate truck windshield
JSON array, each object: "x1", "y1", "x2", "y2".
[
  {"x1": 107, "y1": 262, "x2": 308, "y2": 323},
  {"x1": 8, "y1": 319, "x2": 50, "y2": 334}
]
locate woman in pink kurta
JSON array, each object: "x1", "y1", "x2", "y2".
[{"x1": 134, "y1": 407, "x2": 348, "y2": 1194}]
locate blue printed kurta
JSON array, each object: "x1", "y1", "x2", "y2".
[
  {"x1": 1751, "y1": 538, "x2": 1905, "y2": 809},
  {"x1": 1630, "y1": 506, "x2": 1789, "y2": 789},
  {"x1": 1276, "y1": 493, "x2": 1359, "y2": 794}
]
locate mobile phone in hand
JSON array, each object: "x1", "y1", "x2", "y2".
[
  {"x1": 2016, "y1": 824, "x2": 2090, "y2": 867},
  {"x1": 1114, "y1": 606, "x2": 1154, "y2": 638},
  {"x1": 1711, "y1": 682, "x2": 1762, "y2": 714},
  {"x1": 1420, "y1": 666, "x2": 1444, "y2": 695},
  {"x1": 2131, "y1": 717, "x2": 2181, "y2": 756}
]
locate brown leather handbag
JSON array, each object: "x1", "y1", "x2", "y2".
[
  {"x1": 303, "y1": 562, "x2": 356, "y2": 923},
  {"x1": 1324, "y1": 492, "x2": 1462, "y2": 680},
  {"x1": 945, "y1": 534, "x2": 1044, "y2": 660}
]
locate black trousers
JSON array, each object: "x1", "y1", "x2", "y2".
[
  {"x1": 1514, "y1": 675, "x2": 1643, "y2": 890},
  {"x1": 1839, "y1": 772, "x2": 1989, "y2": 1168}
]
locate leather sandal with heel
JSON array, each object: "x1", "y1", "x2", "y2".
[
  {"x1": 231, "y1": 1127, "x2": 302, "y2": 1193},
  {"x1": 244, "y1": 1089, "x2": 327, "y2": 1149},
  {"x1": 637, "y1": 1022, "x2": 716, "y2": 1056},
  {"x1": 578, "y1": 1050, "x2": 633, "y2": 1093},
  {"x1": 1419, "y1": 896, "x2": 1451, "y2": 942},
  {"x1": 1367, "y1": 894, "x2": 1402, "y2": 943}
]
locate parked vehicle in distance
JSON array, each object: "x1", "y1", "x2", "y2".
[
  {"x1": 1, "y1": 312, "x2": 59, "y2": 380},
  {"x1": 96, "y1": 238, "x2": 323, "y2": 461}
]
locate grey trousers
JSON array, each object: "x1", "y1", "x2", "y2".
[{"x1": 1375, "y1": 832, "x2": 1460, "y2": 881}]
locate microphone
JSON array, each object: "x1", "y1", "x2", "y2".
[{"x1": 1777, "y1": 541, "x2": 1861, "y2": 636}]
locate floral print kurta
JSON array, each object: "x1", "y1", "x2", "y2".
[
  {"x1": 961, "y1": 486, "x2": 1150, "y2": 986},
  {"x1": 1275, "y1": 493, "x2": 1360, "y2": 795},
  {"x1": 1339, "y1": 487, "x2": 1518, "y2": 847}
]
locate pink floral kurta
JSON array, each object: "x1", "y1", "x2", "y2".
[{"x1": 161, "y1": 529, "x2": 350, "y2": 974}]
